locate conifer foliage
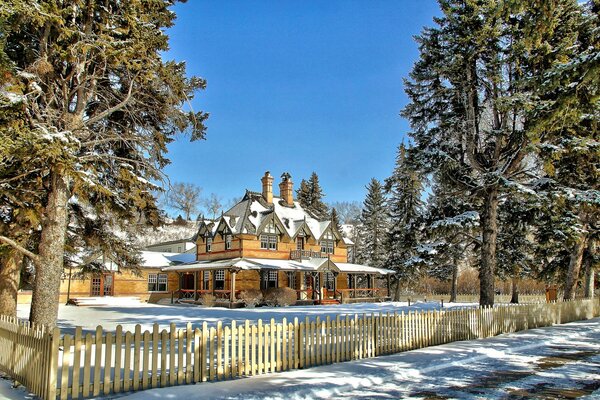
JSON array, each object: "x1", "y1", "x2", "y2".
[
  {"x1": 384, "y1": 144, "x2": 424, "y2": 296},
  {"x1": 0, "y1": 1, "x2": 208, "y2": 327},
  {"x1": 296, "y1": 172, "x2": 329, "y2": 220},
  {"x1": 357, "y1": 179, "x2": 388, "y2": 268},
  {"x1": 402, "y1": 0, "x2": 582, "y2": 306}
]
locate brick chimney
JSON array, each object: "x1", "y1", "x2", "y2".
[
  {"x1": 279, "y1": 172, "x2": 294, "y2": 206},
  {"x1": 261, "y1": 171, "x2": 274, "y2": 203}
]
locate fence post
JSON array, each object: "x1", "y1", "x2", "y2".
[{"x1": 45, "y1": 327, "x2": 60, "y2": 400}]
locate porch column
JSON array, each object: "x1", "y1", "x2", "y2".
[
  {"x1": 212, "y1": 270, "x2": 215, "y2": 296},
  {"x1": 386, "y1": 274, "x2": 391, "y2": 299},
  {"x1": 332, "y1": 271, "x2": 339, "y2": 300},
  {"x1": 193, "y1": 271, "x2": 198, "y2": 301},
  {"x1": 230, "y1": 270, "x2": 237, "y2": 303},
  {"x1": 178, "y1": 273, "x2": 183, "y2": 299},
  {"x1": 352, "y1": 274, "x2": 357, "y2": 298}
]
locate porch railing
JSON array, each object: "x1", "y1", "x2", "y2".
[
  {"x1": 289, "y1": 250, "x2": 326, "y2": 260},
  {"x1": 339, "y1": 288, "x2": 388, "y2": 299}
]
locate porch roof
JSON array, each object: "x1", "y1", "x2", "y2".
[
  {"x1": 161, "y1": 257, "x2": 393, "y2": 276},
  {"x1": 335, "y1": 262, "x2": 394, "y2": 275}
]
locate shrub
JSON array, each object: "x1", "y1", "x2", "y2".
[
  {"x1": 264, "y1": 287, "x2": 297, "y2": 307},
  {"x1": 240, "y1": 289, "x2": 263, "y2": 308},
  {"x1": 199, "y1": 293, "x2": 216, "y2": 307}
]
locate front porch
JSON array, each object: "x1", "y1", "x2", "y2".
[{"x1": 165, "y1": 258, "x2": 393, "y2": 307}]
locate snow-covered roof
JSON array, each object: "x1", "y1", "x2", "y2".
[
  {"x1": 141, "y1": 251, "x2": 196, "y2": 268},
  {"x1": 201, "y1": 190, "x2": 341, "y2": 242},
  {"x1": 162, "y1": 257, "x2": 391, "y2": 275},
  {"x1": 335, "y1": 263, "x2": 394, "y2": 275}
]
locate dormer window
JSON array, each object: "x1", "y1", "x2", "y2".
[
  {"x1": 206, "y1": 236, "x2": 212, "y2": 252},
  {"x1": 320, "y1": 231, "x2": 334, "y2": 254},
  {"x1": 225, "y1": 234, "x2": 232, "y2": 250}
]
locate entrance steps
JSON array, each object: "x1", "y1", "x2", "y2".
[{"x1": 318, "y1": 299, "x2": 341, "y2": 306}]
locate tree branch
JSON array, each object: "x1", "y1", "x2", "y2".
[
  {"x1": 82, "y1": 74, "x2": 137, "y2": 127},
  {"x1": 0, "y1": 236, "x2": 41, "y2": 266}
]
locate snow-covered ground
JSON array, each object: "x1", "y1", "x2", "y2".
[
  {"x1": 16, "y1": 299, "x2": 471, "y2": 334},
  {"x1": 2, "y1": 316, "x2": 599, "y2": 400}
]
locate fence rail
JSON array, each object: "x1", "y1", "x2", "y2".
[{"x1": 0, "y1": 299, "x2": 598, "y2": 400}]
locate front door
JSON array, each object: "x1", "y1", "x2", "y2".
[{"x1": 91, "y1": 274, "x2": 114, "y2": 296}]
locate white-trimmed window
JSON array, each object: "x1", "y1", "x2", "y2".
[
  {"x1": 148, "y1": 273, "x2": 168, "y2": 292},
  {"x1": 324, "y1": 272, "x2": 335, "y2": 290},
  {"x1": 264, "y1": 220, "x2": 277, "y2": 234},
  {"x1": 260, "y1": 235, "x2": 277, "y2": 250},
  {"x1": 225, "y1": 234, "x2": 232, "y2": 250},
  {"x1": 320, "y1": 231, "x2": 334, "y2": 254},
  {"x1": 203, "y1": 271, "x2": 210, "y2": 290},
  {"x1": 287, "y1": 272, "x2": 296, "y2": 289},
  {"x1": 206, "y1": 237, "x2": 212, "y2": 252},
  {"x1": 215, "y1": 269, "x2": 225, "y2": 290}
]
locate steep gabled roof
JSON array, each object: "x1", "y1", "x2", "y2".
[{"x1": 198, "y1": 191, "x2": 337, "y2": 241}]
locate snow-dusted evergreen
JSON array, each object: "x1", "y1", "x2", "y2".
[
  {"x1": 420, "y1": 180, "x2": 479, "y2": 302},
  {"x1": 296, "y1": 172, "x2": 329, "y2": 220},
  {"x1": 384, "y1": 144, "x2": 424, "y2": 298},
  {"x1": 401, "y1": 0, "x2": 584, "y2": 305},
  {"x1": 357, "y1": 179, "x2": 388, "y2": 268}
]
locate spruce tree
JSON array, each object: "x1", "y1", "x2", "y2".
[
  {"x1": 527, "y1": 1, "x2": 599, "y2": 300},
  {"x1": 330, "y1": 207, "x2": 342, "y2": 233},
  {"x1": 497, "y1": 195, "x2": 538, "y2": 303},
  {"x1": 297, "y1": 172, "x2": 329, "y2": 220},
  {"x1": 0, "y1": 1, "x2": 207, "y2": 327},
  {"x1": 357, "y1": 179, "x2": 388, "y2": 268},
  {"x1": 384, "y1": 144, "x2": 424, "y2": 298},
  {"x1": 402, "y1": 0, "x2": 582, "y2": 306},
  {"x1": 422, "y1": 179, "x2": 479, "y2": 302}
]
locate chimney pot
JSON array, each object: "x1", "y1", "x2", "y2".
[
  {"x1": 279, "y1": 172, "x2": 294, "y2": 206},
  {"x1": 261, "y1": 171, "x2": 274, "y2": 204}
]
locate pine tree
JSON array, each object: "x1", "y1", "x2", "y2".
[
  {"x1": 422, "y1": 179, "x2": 479, "y2": 302},
  {"x1": 330, "y1": 207, "x2": 342, "y2": 233},
  {"x1": 357, "y1": 179, "x2": 388, "y2": 268},
  {"x1": 297, "y1": 172, "x2": 329, "y2": 220},
  {"x1": 0, "y1": 1, "x2": 207, "y2": 327},
  {"x1": 497, "y1": 195, "x2": 538, "y2": 303},
  {"x1": 527, "y1": 1, "x2": 599, "y2": 300},
  {"x1": 402, "y1": 0, "x2": 582, "y2": 306},
  {"x1": 384, "y1": 144, "x2": 424, "y2": 298}
]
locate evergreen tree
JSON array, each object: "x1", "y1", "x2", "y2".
[
  {"x1": 402, "y1": 0, "x2": 582, "y2": 306},
  {"x1": 357, "y1": 179, "x2": 388, "y2": 268},
  {"x1": 497, "y1": 195, "x2": 538, "y2": 303},
  {"x1": 330, "y1": 207, "x2": 342, "y2": 233},
  {"x1": 384, "y1": 144, "x2": 424, "y2": 298},
  {"x1": 0, "y1": 1, "x2": 207, "y2": 327},
  {"x1": 297, "y1": 172, "x2": 329, "y2": 220},
  {"x1": 422, "y1": 179, "x2": 479, "y2": 302},
  {"x1": 527, "y1": 1, "x2": 599, "y2": 300}
]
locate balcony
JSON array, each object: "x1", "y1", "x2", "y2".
[{"x1": 290, "y1": 249, "x2": 326, "y2": 260}]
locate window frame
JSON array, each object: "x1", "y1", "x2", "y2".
[
  {"x1": 206, "y1": 236, "x2": 212, "y2": 252},
  {"x1": 260, "y1": 234, "x2": 277, "y2": 250},
  {"x1": 225, "y1": 234, "x2": 232, "y2": 250},
  {"x1": 148, "y1": 273, "x2": 168, "y2": 292}
]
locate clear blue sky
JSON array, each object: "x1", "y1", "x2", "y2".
[{"x1": 163, "y1": 0, "x2": 440, "y2": 208}]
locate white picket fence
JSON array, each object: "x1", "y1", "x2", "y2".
[{"x1": 0, "y1": 298, "x2": 598, "y2": 400}]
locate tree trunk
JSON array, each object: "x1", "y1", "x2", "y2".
[
  {"x1": 510, "y1": 276, "x2": 519, "y2": 304},
  {"x1": 583, "y1": 240, "x2": 596, "y2": 299},
  {"x1": 479, "y1": 187, "x2": 499, "y2": 307},
  {"x1": 450, "y1": 262, "x2": 458, "y2": 303},
  {"x1": 563, "y1": 234, "x2": 587, "y2": 301},
  {"x1": 394, "y1": 280, "x2": 402, "y2": 302},
  {"x1": 30, "y1": 169, "x2": 70, "y2": 328},
  {"x1": 0, "y1": 250, "x2": 23, "y2": 317}
]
